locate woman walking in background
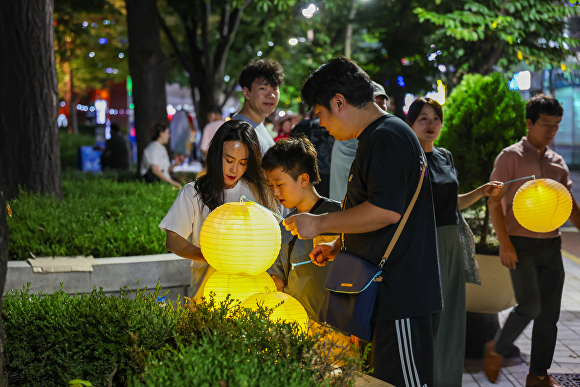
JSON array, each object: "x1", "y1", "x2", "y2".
[{"x1": 407, "y1": 98, "x2": 502, "y2": 386}]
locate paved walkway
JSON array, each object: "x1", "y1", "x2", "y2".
[{"x1": 464, "y1": 170, "x2": 580, "y2": 386}]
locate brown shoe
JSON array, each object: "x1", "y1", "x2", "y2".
[
  {"x1": 525, "y1": 375, "x2": 561, "y2": 387},
  {"x1": 483, "y1": 341, "x2": 503, "y2": 383}
]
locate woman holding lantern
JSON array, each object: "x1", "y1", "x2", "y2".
[
  {"x1": 159, "y1": 120, "x2": 279, "y2": 299},
  {"x1": 407, "y1": 97, "x2": 502, "y2": 387}
]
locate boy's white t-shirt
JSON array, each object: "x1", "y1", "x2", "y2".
[{"x1": 159, "y1": 179, "x2": 258, "y2": 268}]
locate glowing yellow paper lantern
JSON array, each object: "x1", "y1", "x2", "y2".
[
  {"x1": 204, "y1": 271, "x2": 276, "y2": 303},
  {"x1": 241, "y1": 292, "x2": 309, "y2": 330},
  {"x1": 513, "y1": 178, "x2": 572, "y2": 233},
  {"x1": 200, "y1": 202, "x2": 281, "y2": 276}
]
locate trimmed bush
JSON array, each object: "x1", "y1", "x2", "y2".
[
  {"x1": 4, "y1": 287, "x2": 361, "y2": 387},
  {"x1": 131, "y1": 296, "x2": 360, "y2": 387},
  {"x1": 133, "y1": 335, "x2": 317, "y2": 387},
  {"x1": 7, "y1": 173, "x2": 179, "y2": 260},
  {"x1": 437, "y1": 72, "x2": 526, "y2": 193},
  {"x1": 436, "y1": 72, "x2": 527, "y2": 246},
  {"x1": 4, "y1": 285, "x2": 184, "y2": 386},
  {"x1": 133, "y1": 297, "x2": 318, "y2": 387}
]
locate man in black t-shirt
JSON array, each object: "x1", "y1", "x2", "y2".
[{"x1": 283, "y1": 57, "x2": 441, "y2": 386}]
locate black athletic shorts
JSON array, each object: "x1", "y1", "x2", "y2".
[{"x1": 369, "y1": 313, "x2": 439, "y2": 387}]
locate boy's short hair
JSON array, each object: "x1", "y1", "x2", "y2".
[
  {"x1": 239, "y1": 59, "x2": 285, "y2": 90},
  {"x1": 301, "y1": 57, "x2": 374, "y2": 111},
  {"x1": 262, "y1": 135, "x2": 321, "y2": 184},
  {"x1": 526, "y1": 94, "x2": 563, "y2": 124}
]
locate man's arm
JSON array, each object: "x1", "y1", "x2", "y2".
[
  {"x1": 164, "y1": 230, "x2": 206, "y2": 262},
  {"x1": 488, "y1": 189, "x2": 518, "y2": 269},
  {"x1": 283, "y1": 201, "x2": 401, "y2": 240}
]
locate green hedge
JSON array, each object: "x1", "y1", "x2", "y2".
[
  {"x1": 7, "y1": 173, "x2": 180, "y2": 260},
  {"x1": 133, "y1": 335, "x2": 317, "y2": 387},
  {"x1": 133, "y1": 296, "x2": 326, "y2": 387},
  {"x1": 4, "y1": 286, "x2": 360, "y2": 387},
  {"x1": 4, "y1": 285, "x2": 184, "y2": 386},
  {"x1": 437, "y1": 72, "x2": 526, "y2": 193}
]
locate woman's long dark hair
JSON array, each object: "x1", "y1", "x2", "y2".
[{"x1": 194, "y1": 120, "x2": 276, "y2": 212}]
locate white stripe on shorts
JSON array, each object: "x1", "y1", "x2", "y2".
[{"x1": 395, "y1": 318, "x2": 422, "y2": 387}]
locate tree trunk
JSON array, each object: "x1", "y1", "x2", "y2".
[
  {"x1": 191, "y1": 76, "x2": 219, "y2": 132},
  {"x1": 64, "y1": 62, "x2": 79, "y2": 135},
  {"x1": 0, "y1": 163, "x2": 8, "y2": 387},
  {"x1": 126, "y1": 0, "x2": 170, "y2": 174},
  {"x1": 344, "y1": 0, "x2": 356, "y2": 59},
  {"x1": 0, "y1": 0, "x2": 62, "y2": 201},
  {"x1": 70, "y1": 66, "x2": 79, "y2": 135}
]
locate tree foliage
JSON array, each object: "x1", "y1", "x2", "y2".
[
  {"x1": 55, "y1": 0, "x2": 128, "y2": 133},
  {"x1": 415, "y1": 0, "x2": 579, "y2": 77},
  {"x1": 55, "y1": 0, "x2": 128, "y2": 94},
  {"x1": 51, "y1": 0, "x2": 579, "y2": 131},
  {"x1": 158, "y1": 0, "x2": 299, "y2": 129},
  {"x1": 356, "y1": 0, "x2": 442, "y2": 117}
]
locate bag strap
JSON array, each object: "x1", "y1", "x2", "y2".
[
  {"x1": 441, "y1": 148, "x2": 455, "y2": 171},
  {"x1": 378, "y1": 154, "x2": 427, "y2": 268}
]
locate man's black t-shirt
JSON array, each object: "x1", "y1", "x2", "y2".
[
  {"x1": 426, "y1": 147, "x2": 459, "y2": 227},
  {"x1": 343, "y1": 114, "x2": 441, "y2": 321},
  {"x1": 101, "y1": 133, "x2": 131, "y2": 170}
]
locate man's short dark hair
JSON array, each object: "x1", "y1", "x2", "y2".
[
  {"x1": 208, "y1": 105, "x2": 222, "y2": 115},
  {"x1": 301, "y1": 57, "x2": 374, "y2": 110},
  {"x1": 239, "y1": 59, "x2": 285, "y2": 90},
  {"x1": 262, "y1": 135, "x2": 320, "y2": 184},
  {"x1": 526, "y1": 94, "x2": 563, "y2": 124},
  {"x1": 110, "y1": 122, "x2": 121, "y2": 134}
]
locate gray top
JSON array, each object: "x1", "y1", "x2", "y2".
[
  {"x1": 329, "y1": 138, "x2": 358, "y2": 202},
  {"x1": 231, "y1": 113, "x2": 275, "y2": 156}
]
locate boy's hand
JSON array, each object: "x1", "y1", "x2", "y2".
[
  {"x1": 271, "y1": 275, "x2": 286, "y2": 292},
  {"x1": 283, "y1": 213, "x2": 321, "y2": 239},
  {"x1": 309, "y1": 238, "x2": 340, "y2": 266}
]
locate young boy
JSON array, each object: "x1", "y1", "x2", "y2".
[{"x1": 262, "y1": 136, "x2": 341, "y2": 322}]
